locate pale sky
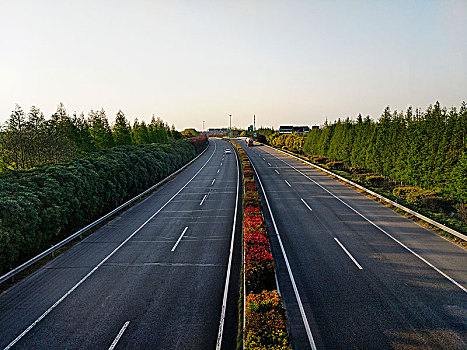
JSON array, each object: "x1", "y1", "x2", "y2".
[{"x1": 1, "y1": 0, "x2": 466, "y2": 130}]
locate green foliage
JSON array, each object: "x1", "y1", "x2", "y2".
[
  {"x1": 0, "y1": 140, "x2": 197, "y2": 274},
  {"x1": 392, "y1": 186, "x2": 438, "y2": 206},
  {"x1": 0, "y1": 104, "x2": 182, "y2": 171},
  {"x1": 300, "y1": 101, "x2": 467, "y2": 200},
  {"x1": 181, "y1": 128, "x2": 200, "y2": 137},
  {"x1": 113, "y1": 110, "x2": 132, "y2": 146},
  {"x1": 267, "y1": 133, "x2": 305, "y2": 154}
]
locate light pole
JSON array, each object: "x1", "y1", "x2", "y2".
[
  {"x1": 229, "y1": 114, "x2": 232, "y2": 138},
  {"x1": 202, "y1": 120, "x2": 205, "y2": 133}
]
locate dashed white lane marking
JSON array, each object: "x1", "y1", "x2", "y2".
[
  {"x1": 268, "y1": 162, "x2": 272, "y2": 166},
  {"x1": 217, "y1": 169, "x2": 220, "y2": 173},
  {"x1": 275, "y1": 169, "x2": 280, "y2": 175},
  {"x1": 301, "y1": 198, "x2": 313, "y2": 211},
  {"x1": 284, "y1": 180, "x2": 291, "y2": 187},
  {"x1": 211, "y1": 179, "x2": 216, "y2": 185},
  {"x1": 200, "y1": 194, "x2": 208, "y2": 206},
  {"x1": 171, "y1": 226, "x2": 189, "y2": 251},
  {"x1": 334, "y1": 238, "x2": 363, "y2": 270},
  {"x1": 108, "y1": 321, "x2": 130, "y2": 350}
]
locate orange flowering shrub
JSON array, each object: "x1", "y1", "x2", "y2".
[
  {"x1": 243, "y1": 191, "x2": 261, "y2": 209},
  {"x1": 245, "y1": 290, "x2": 291, "y2": 349}
]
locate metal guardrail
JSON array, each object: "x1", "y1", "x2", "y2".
[
  {"x1": 0, "y1": 145, "x2": 209, "y2": 285},
  {"x1": 263, "y1": 143, "x2": 467, "y2": 242}
]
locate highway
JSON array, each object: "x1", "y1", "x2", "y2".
[
  {"x1": 241, "y1": 142, "x2": 467, "y2": 350},
  {"x1": 0, "y1": 138, "x2": 242, "y2": 350}
]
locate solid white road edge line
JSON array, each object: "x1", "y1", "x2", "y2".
[
  {"x1": 334, "y1": 238, "x2": 363, "y2": 270},
  {"x1": 270, "y1": 150, "x2": 467, "y2": 293},
  {"x1": 3, "y1": 141, "x2": 218, "y2": 350},
  {"x1": 301, "y1": 198, "x2": 313, "y2": 212},
  {"x1": 108, "y1": 321, "x2": 130, "y2": 350},
  {"x1": 216, "y1": 142, "x2": 239, "y2": 350},
  {"x1": 251, "y1": 161, "x2": 318, "y2": 350},
  {"x1": 200, "y1": 194, "x2": 208, "y2": 206},
  {"x1": 284, "y1": 180, "x2": 291, "y2": 187},
  {"x1": 171, "y1": 227, "x2": 189, "y2": 251}
]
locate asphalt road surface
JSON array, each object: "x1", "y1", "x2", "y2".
[
  {"x1": 241, "y1": 141, "x2": 466, "y2": 350},
  {"x1": 0, "y1": 138, "x2": 242, "y2": 350}
]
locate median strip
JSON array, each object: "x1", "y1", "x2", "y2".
[{"x1": 232, "y1": 141, "x2": 292, "y2": 350}]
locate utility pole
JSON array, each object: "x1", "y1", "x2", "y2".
[
  {"x1": 253, "y1": 114, "x2": 256, "y2": 131},
  {"x1": 229, "y1": 114, "x2": 232, "y2": 138}
]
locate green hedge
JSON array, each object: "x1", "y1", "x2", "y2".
[{"x1": 0, "y1": 140, "x2": 202, "y2": 274}]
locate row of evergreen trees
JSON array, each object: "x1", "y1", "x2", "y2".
[
  {"x1": 301, "y1": 102, "x2": 467, "y2": 201},
  {"x1": 0, "y1": 103, "x2": 182, "y2": 170}
]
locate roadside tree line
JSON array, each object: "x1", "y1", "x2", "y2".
[
  {"x1": 0, "y1": 103, "x2": 182, "y2": 171},
  {"x1": 263, "y1": 101, "x2": 467, "y2": 234}
]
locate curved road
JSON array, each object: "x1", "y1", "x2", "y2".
[
  {"x1": 0, "y1": 138, "x2": 242, "y2": 350},
  {"x1": 241, "y1": 142, "x2": 467, "y2": 350}
]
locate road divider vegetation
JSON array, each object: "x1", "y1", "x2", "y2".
[
  {"x1": 232, "y1": 141, "x2": 291, "y2": 350},
  {"x1": 0, "y1": 137, "x2": 208, "y2": 275}
]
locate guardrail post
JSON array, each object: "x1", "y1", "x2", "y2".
[{"x1": 51, "y1": 246, "x2": 55, "y2": 258}]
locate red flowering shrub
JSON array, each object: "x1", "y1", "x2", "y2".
[
  {"x1": 189, "y1": 134, "x2": 208, "y2": 152},
  {"x1": 245, "y1": 290, "x2": 291, "y2": 349},
  {"x1": 244, "y1": 206, "x2": 261, "y2": 216}
]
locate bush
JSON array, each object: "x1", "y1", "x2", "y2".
[
  {"x1": 420, "y1": 196, "x2": 452, "y2": 213},
  {"x1": 363, "y1": 174, "x2": 386, "y2": 187},
  {"x1": 188, "y1": 134, "x2": 208, "y2": 152},
  {"x1": 245, "y1": 290, "x2": 291, "y2": 349},
  {"x1": 326, "y1": 161, "x2": 345, "y2": 171},
  {"x1": 311, "y1": 155, "x2": 328, "y2": 164},
  {"x1": 455, "y1": 203, "x2": 467, "y2": 223},
  {"x1": 243, "y1": 191, "x2": 261, "y2": 209},
  {"x1": 393, "y1": 186, "x2": 439, "y2": 206}
]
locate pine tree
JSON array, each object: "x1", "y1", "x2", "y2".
[{"x1": 113, "y1": 110, "x2": 132, "y2": 146}]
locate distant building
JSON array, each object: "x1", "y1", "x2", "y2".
[
  {"x1": 279, "y1": 125, "x2": 293, "y2": 134},
  {"x1": 279, "y1": 125, "x2": 310, "y2": 134},
  {"x1": 312, "y1": 125, "x2": 319, "y2": 130},
  {"x1": 208, "y1": 128, "x2": 228, "y2": 135}
]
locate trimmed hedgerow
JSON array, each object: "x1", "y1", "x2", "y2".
[{"x1": 0, "y1": 138, "x2": 207, "y2": 274}]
